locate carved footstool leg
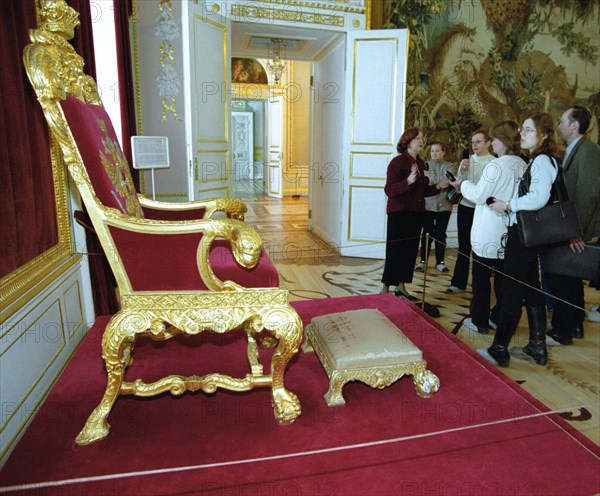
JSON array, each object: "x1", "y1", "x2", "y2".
[
  {"x1": 413, "y1": 369, "x2": 440, "y2": 398},
  {"x1": 324, "y1": 370, "x2": 347, "y2": 406}
]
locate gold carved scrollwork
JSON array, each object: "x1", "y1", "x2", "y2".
[
  {"x1": 211, "y1": 197, "x2": 247, "y2": 221},
  {"x1": 231, "y1": 4, "x2": 345, "y2": 27}
]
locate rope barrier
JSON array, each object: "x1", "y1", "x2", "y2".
[
  {"x1": 314, "y1": 230, "x2": 593, "y2": 314},
  {"x1": 415, "y1": 233, "x2": 590, "y2": 314},
  {"x1": 0, "y1": 405, "x2": 592, "y2": 493}
]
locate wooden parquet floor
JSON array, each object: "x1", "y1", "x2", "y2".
[{"x1": 243, "y1": 196, "x2": 600, "y2": 445}]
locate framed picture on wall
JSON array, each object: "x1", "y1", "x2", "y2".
[{"x1": 232, "y1": 58, "x2": 268, "y2": 85}]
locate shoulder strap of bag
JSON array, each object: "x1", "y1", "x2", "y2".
[
  {"x1": 519, "y1": 155, "x2": 567, "y2": 203},
  {"x1": 548, "y1": 157, "x2": 569, "y2": 204},
  {"x1": 518, "y1": 161, "x2": 533, "y2": 197}
]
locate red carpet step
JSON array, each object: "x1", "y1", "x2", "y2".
[{"x1": 0, "y1": 294, "x2": 598, "y2": 495}]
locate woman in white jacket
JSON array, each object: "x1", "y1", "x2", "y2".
[
  {"x1": 478, "y1": 113, "x2": 561, "y2": 367},
  {"x1": 452, "y1": 121, "x2": 527, "y2": 334}
]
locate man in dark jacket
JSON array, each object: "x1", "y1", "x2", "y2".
[{"x1": 547, "y1": 106, "x2": 600, "y2": 345}]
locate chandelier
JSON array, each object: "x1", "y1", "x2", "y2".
[{"x1": 266, "y1": 39, "x2": 287, "y2": 85}]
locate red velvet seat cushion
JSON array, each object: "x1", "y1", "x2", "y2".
[
  {"x1": 60, "y1": 95, "x2": 142, "y2": 217},
  {"x1": 109, "y1": 227, "x2": 279, "y2": 291}
]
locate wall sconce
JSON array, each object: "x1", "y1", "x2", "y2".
[{"x1": 266, "y1": 39, "x2": 287, "y2": 85}]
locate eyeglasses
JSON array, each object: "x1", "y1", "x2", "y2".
[
  {"x1": 519, "y1": 127, "x2": 535, "y2": 134},
  {"x1": 471, "y1": 140, "x2": 484, "y2": 145}
]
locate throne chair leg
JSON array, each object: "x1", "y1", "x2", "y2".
[
  {"x1": 76, "y1": 311, "x2": 147, "y2": 445},
  {"x1": 263, "y1": 307, "x2": 303, "y2": 424}
]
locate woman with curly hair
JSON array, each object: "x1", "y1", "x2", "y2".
[
  {"x1": 381, "y1": 127, "x2": 449, "y2": 299},
  {"x1": 479, "y1": 113, "x2": 562, "y2": 368}
]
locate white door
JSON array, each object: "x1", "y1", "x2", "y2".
[
  {"x1": 231, "y1": 111, "x2": 254, "y2": 182},
  {"x1": 266, "y1": 93, "x2": 284, "y2": 198},
  {"x1": 339, "y1": 29, "x2": 409, "y2": 258},
  {"x1": 184, "y1": 1, "x2": 232, "y2": 200},
  {"x1": 309, "y1": 38, "x2": 346, "y2": 247}
]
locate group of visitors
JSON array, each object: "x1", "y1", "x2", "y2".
[{"x1": 380, "y1": 106, "x2": 600, "y2": 368}]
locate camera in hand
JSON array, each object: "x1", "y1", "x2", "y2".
[
  {"x1": 445, "y1": 171, "x2": 456, "y2": 181},
  {"x1": 486, "y1": 197, "x2": 496, "y2": 205}
]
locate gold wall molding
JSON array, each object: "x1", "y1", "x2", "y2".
[
  {"x1": 192, "y1": 13, "x2": 229, "y2": 144},
  {"x1": 349, "y1": 151, "x2": 389, "y2": 180},
  {"x1": 234, "y1": 0, "x2": 365, "y2": 15},
  {"x1": 148, "y1": 191, "x2": 188, "y2": 198},
  {"x1": 347, "y1": 184, "x2": 386, "y2": 243},
  {"x1": 195, "y1": 149, "x2": 230, "y2": 183},
  {"x1": 0, "y1": 139, "x2": 74, "y2": 321},
  {"x1": 231, "y1": 4, "x2": 345, "y2": 27},
  {"x1": 196, "y1": 184, "x2": 231, "y2": 198},
  {"x1": 131, "y1": 0, "x2": 143, "y2": 135}
]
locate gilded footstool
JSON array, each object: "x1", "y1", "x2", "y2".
[{"x1": 303, "y1": 308, "x2": 440, "y2": 406}]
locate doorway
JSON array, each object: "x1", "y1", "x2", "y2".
[
  {"x1": 230, "y1": 60, "x2": 311, "y2": 205},
  {"x1": 231, "y1": 99, "x2": 266, "y2": 198}
]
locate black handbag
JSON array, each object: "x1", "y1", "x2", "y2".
[
  {"x1": 516, "y1": 159, "x2": 582, "y2": 248},
  {"x1": 447, "y1": 187, "x2": 462, "y2": 205},
  {"x1": 543, "y1": 243, "x2": 600, "y2": 282}
]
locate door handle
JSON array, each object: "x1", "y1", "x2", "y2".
[{"x1": 194, "y1": 157, "x2": 199, "y2": 182}]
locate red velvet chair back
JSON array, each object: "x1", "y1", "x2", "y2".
[{"x1": 61, "y1": 95, "x2": 143, "y2": 218}]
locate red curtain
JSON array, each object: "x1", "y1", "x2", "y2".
[{"x1": 0, "y1": 1, "x2": 58, "y2": 278}]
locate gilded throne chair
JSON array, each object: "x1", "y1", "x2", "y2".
[{"x1": 23, "y1": 0, "x2": 302, "y2": 445}]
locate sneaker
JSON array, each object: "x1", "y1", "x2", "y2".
[
  {"x1": 415, "y1": 262, "x2": 425, "y2": 272},
  {"x1": 476, "y1": 348, "x2": 509, "y2": 367},
  {"x1": 545, "y1": 334, "x2": 561, "y2": 346},
  {"x1": 445, "y1": 285, "x2": 465, "y2": 294},
  {"x1": 586, "y1": 306, "x2": 600, "y2": 323},
  {"x1": 463, "y1": 317, "x2": 489, "y2": 334},
  {"x1": 545, "y1": 330, "x2": 573, "y2": 346},
  {"x1": 435, "y1": 262, "x2": 449, "y2": 273}
]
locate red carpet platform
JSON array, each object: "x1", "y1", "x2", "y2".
[{"x1": 1, "y1": 294, "x2": 598, "y2": 495}]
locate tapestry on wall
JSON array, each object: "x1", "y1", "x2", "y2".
[{"x1": 383, "y1": 0, "x2": 599, "y2": 158}]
